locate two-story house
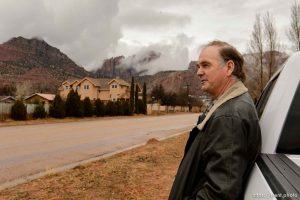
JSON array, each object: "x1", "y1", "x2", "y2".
[{"x1": 58, "y1": 77, "x2": 131, "y2": 102}]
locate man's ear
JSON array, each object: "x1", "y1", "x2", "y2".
[{"x1": 226, "y1": 60, "x2": 235, "y2": 76}]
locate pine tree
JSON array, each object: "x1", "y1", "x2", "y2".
[
  {"x1": 116, "y1": 100, "x2": 124, "y2": 116},
  {"x1": 94, "y1": 99, "x2": 105, "y2": 117},
  {"x1": 65, "y1": 89, "x2": 83, "y2": 117},
  {"x1": 130, "y1": 77, "x2": 135, "y2": 112},
  {"x1": 137, "y1": 99, "x2": 146, "y2": 114},
  {"x1": 11, "y1": 100, "x2": 27, "y2": 120},
  {"x1": 142, "y1": 82, "x2": 147, "y2": 114},
  {"x1": 83, "y1": 97, "x2": 93, "y2": 117},
  {"x1": 123, "y1": 100, "x2": 132, "y2": 116},
  {"x1": 33, "y1": 104, "x2": 47, "y2": 119},
  {"x1": 49, "y1": 95, "x2": 65, "y2": 118},
  {"x1": 105, "y1": 101, "x2": 117, "y2": 116},
  {"x1": 135, "y1": 84, "x2": 139, "y2": 114}
]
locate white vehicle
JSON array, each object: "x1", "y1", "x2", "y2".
[{"x1": 244, "y1": 52, "x2": 300, "y2": 199}]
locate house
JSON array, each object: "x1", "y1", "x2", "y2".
[
  {"x1": 108, "y1": 78, "x2": 130, "y2": 101},
  {"x1": 58, "y1": 78, "x2": 80, "y2": 100},
  {"x1": 25, "y1": 93, "x2": 55, "y2": 105},
  {"x1": 58, "y1": 77, "x2": 131, "y2": 102},
  {"x1": 0, "y1": 96, "x2": 16, "y2": 103}
]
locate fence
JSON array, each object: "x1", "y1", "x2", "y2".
[
  {"x1": 0, "y1": 102, "x2": 50, "y2": 120},
  {"x1": 147, "y1": 103, "x2": 201, "y2": 115}
]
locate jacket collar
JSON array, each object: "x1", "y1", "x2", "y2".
[{"x1": 197, "y1": 80, "x2": 248, "y2": 130}]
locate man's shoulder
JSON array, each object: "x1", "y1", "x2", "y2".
[{"x1": 213, "y1": 93, "x2": 257, "y2": 119}]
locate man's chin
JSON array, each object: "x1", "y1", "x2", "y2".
[{"x1": 200, "y1": 86, "x2": 208, "y2": 92}]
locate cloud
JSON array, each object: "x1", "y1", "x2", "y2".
[
  {"x1": 119, "y1": 8, "x2": 191, "y2": 29},
  {"x1": 0, "y1": 0, "x2": 121, "y2": 70},
  {"x1": 117, "y1": 34, "x2": 194, "y2": 75},
  {"x1": 0, "y1": 0, "x2": 294, "y2": 72}
]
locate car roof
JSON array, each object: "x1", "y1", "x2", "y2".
[{"x1": 260, "y1": 52, "x2": 300, "y2": 153}]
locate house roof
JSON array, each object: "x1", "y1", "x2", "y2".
[
  {"x1": 60, "y1": 77, "x2": 129, "y2": 91},
  {"x1": 25, "y1": 93, "x2": 55, "y2": 101},
  {"x1": 98, "y1": 78, "x2": 111, "y2": 90},
  {"x1": 108, "y1": 78, "x2": 130, "y2": 87},
  {"x1": 76, "y1": 77, "x2": 110, "y2": 89},
  {"x1": 62, "y1": 78, "x2": 79, "y2": 85},
  {"x1": 0, "y1": 96, "x2": 16, "y2": 102}
]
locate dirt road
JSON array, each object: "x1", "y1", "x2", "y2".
[{"x1": 0, "y1": 113, "x2": 198, "y2": 188}]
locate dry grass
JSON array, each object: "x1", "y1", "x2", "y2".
[{"x1": 0, "y1": 134, "x2": 188, "y2": 200}]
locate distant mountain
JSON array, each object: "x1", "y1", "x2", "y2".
[
  {"x1": 0, "y1": 36, "x2": 91, "y2": 94},
  {"x1": 93, "y1": 55, "x2": 137, "y2": 79},
  {"x1": 93, "y1": 50, "x2": 161, "y2": 79}
]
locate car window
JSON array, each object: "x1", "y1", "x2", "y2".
[
  {"x1": 256, "y1": 75, "x2": 279, "y2": 118},
  {"x1": 276, "y1": 81, "x2": 300, "y2": 154}
]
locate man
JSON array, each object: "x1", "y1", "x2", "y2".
[{"x1": 169, "y1": 41, "x2": 261, "y2": 200}]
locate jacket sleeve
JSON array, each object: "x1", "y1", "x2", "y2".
[{"x1": 189, "y1": 116, "x2": 248, "y2": 200}]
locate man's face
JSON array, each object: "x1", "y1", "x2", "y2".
[{"x1": 197, "y1": 46, "x2": 229, "y2": 98}]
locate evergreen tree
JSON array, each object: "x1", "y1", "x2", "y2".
[
  {"x1": 123, "y1": 101, "x2": 132, "y2": 116},
  {"x1": 130, "y1": 77, "x2": 135, "y2": 112},
  {"x1": 116, "y1": 100, "x2": 124, "y2": 116},
  {"x1": 137, "y1": 99, "x2": 146, "y2": 114},
  {"x1": 105, "y1": 101, "x2": 117, "y2": 116},
  {"x1": 94, "y1": 99, "x2": 105, "y2": 117},
  {"x1": 49, "y1": 95, "x2": 65, "y2": 118},
  {"x1": 33, "y1": 104, "x2": 47, "y2": 119},
  {"x1": 65, "y1": 89, "x2": 83, "y2": 117},
  {"x1": 142, "y1": 82, "x2": 147, "y2": 114},
  {"x1": 135, "y1": 84, "x2": 139, "y2": 114},
  {"x1": 83, "y1": 97, "x2": 93, "y2": 117},
  {"x1": 11, "y1": 100, "x2": 27, "y2": 120}
]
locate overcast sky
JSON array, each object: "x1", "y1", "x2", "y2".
[{"x1": 0, "y1": 0, "x2": 295, "y2": 72}]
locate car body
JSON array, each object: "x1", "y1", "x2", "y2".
[{"x1": 244, "y1": 52, "x2": 300, "y2": 199}]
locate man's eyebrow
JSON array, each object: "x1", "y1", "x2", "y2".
[{"x1": 199, "y1": 61, "x2": 210, "y2": 65}]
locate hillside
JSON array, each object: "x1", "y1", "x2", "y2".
[{"x1": 0, "y1": 37, "x2": 91, "y2": 94}]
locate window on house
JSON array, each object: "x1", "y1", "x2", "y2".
[
  {"x1": 84, "y1": 85, "x2": 90, "y2": 90},
  {"x1": 65, "y1": 85, "x2": 69, "y2": 90},
  {"x1": 111, "y1": 84, "x2": 118, "y2": 89}
]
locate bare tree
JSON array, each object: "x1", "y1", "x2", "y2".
[
  {"x1": 249, "y1": 14, "x2": 264, "y2": 93},
  {"x1": 287, "y1": 1, "x2": 300, "y2": 51},
  {"x1": 264, "y1": 12, "x2": 279, "y2": 79},
  {"x1": 15, "y1": 81, "x2": 33, "y2": 99}
]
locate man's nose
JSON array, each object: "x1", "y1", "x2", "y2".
[{"x1": 197, "y1": 67, "x2": 203, "y2": 76}]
